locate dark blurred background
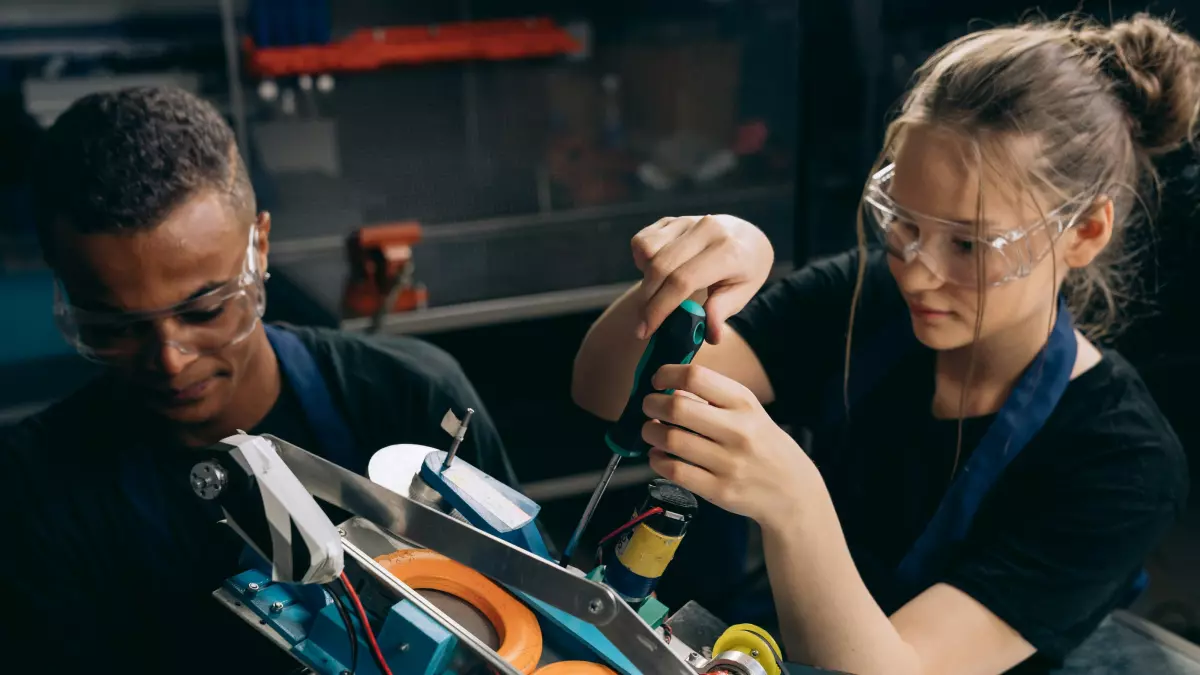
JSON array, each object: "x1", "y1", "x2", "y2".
[{"x1": 0, "y1": 0, "x2": 1197, "y2": 647}]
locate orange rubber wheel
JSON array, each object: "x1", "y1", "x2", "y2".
[
  {"x1": 533, "y1": 662, "x2": 618, "y2": 674},
  {"x1": 375, "y1": 548, "x2": 542, "y2": 673}
]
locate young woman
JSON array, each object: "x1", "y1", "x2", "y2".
[{"x1": 572, "y1": 14, "x2": 1197, "y2": 675}]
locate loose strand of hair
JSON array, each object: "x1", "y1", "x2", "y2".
[
  {"x1": 845, "y1": 131, "x2": 907, "y2": 418},
  {"x1": 845, "y1": 174, "x2": 874, "y2": 416},
  {"x1": 953, "y1": 160, "x2": 985, "y2": 481}
]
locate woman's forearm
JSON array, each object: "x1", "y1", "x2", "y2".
[
  {"x1": 570, "y1": 284, "x2": 652, "y2": 421},
  {"x1": 761, "y1": 474, "x2": 922, "y2": 675}
]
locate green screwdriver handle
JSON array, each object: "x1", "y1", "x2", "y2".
[{"x1": 605, "y1": 300, "x2": 707, "y2": 458}]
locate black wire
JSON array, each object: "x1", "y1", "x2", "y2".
[
  {"x1": 326, "y1": 583, "x2": 358, "y2": 675},
  {"x1": 339, "y1": 573, "x2": 390, "y2": 675}
]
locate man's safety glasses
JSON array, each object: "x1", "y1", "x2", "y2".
[
  {"x1": 54, "y1": 226, "x2": 267, "y2": 364},
  {"x1": 863, "y1": 164, "x2": 1086, "y2": 287}
]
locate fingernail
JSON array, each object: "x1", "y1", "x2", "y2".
[{"x1": 636, "y1": 322, "x2": 647, "y2": 340}]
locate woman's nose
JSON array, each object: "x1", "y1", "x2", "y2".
[{"x1": 892, "y1": 250, "x2": 944, "y2": 294}]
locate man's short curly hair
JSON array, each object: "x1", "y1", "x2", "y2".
[{"x1": 33, "y1": 86, "x2": 254, "y2": 258}]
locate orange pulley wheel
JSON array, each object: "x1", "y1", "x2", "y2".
[
  {"x1": 533, "y1": 662, "x2": 618, "y2": 674},
  {"x1": 375, "y1": 548, "x2": 542, "y2": 673}
]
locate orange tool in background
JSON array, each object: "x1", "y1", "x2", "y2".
[{"x1": 342, "y1": 222, "x2": 429, "y2": 332}]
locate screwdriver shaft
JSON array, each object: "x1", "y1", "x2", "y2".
[{"x1": 559, "y1": 453, "x2": 622, "y2": 567}]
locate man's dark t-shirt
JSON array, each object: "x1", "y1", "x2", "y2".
[
  {"x1": 0, "y1": 326, "x2": 506, "y2": 673},
  {"x1": 726, "y1": 248, "x2": 1188, "y2": 674}
]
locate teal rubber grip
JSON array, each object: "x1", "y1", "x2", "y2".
[{"x1": 605, "y1": 300, "x2": 706, "y2": 458}]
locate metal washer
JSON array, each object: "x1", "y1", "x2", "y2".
[{"x1": 703, "y1": 650, "x2": 770, "y2": 675}]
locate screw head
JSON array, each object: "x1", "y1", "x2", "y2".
[
  {"x1": 686, "y1": 651, "x2": 706, "y2": 667},
  {"x1": 270, "y1": 601, "x2": 285, "y2": 613},
  {"x1": 189, "y1": 462, "x2": 228, "y2": 500},
  {"x1": 399, "y1": 643, "x2": 410, "y2": 653},
  {"x1": 588, "y1": 599, "x2": 603, "y2": 614},
  {"x1": 337, "y1": 527, "x2": 346, "y2": 537},
  {"x1": 751, "y1": 649, "x2": 760, "y2": 658},
  {"x1": 247, "y1": 582, "x2": 260, "y2": 593}
]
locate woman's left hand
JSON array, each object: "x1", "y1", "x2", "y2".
[{"x1": 642, "y1": 363, "x2": 817, "y2": 528}]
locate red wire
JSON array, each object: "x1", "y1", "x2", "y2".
[
  {"x1": 340, "y1": 571, "x2": 395, "y2": 675},
  {"x1": 597, "y1": 506, "x2": 664, "y2": 549}
]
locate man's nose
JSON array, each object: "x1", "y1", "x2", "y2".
[
  {"x1": 157, "y1": 341, "x2": 200, "y2": 376},
  {"x1": 151, "y1": 319, "x2": 200, "y2": 376}
]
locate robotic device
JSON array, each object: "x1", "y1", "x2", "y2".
[
  {"x1": 188, "y1": 430, "x2": 844, "y2": 675},
  {"x1": 187, "y1": 303, "x2": 847, "y2": 674}
]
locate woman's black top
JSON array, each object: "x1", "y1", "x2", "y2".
[{"x1": 727, "y1": 248, "x2": 1188, "y2": 673}]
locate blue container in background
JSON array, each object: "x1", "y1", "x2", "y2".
[
  {"x1": 251, "y1": 0, "x2": 332, "y2": 48},
  {"x1": 0, "y1": 270, "x2": 74, "y2": 366},
  {"x1": 0, "y1": 271, "x2": 99, "y2": 420}
]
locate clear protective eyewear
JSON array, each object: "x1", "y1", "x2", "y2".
[
  {"x1": 54, "y1": 226, "x2": 268, "y2": 363},
  {"x1": 863, "y1": 164, "x2": 1086, "y2": 287}
]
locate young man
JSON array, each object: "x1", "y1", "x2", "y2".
[{"x1": 0, "y1": 87, "x2": 505, "y2": 672}]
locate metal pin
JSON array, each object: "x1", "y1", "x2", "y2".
[{"x1": 441, "y1": 408, "x2": 474, "y2": 471}]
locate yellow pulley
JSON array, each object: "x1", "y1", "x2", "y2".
[{"x1": 712, "y1": 623, "x2": 784, "y2": 675}]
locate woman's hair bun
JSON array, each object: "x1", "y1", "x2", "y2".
[{"x1": 1082, "y1": 13, "x2": 1200, "y2": 156}]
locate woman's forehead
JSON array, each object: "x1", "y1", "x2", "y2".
[{"x1": 889, "y1": 126, "x2": 1049, "y2": 229}]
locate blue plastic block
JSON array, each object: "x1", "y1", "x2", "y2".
[
  {"x1": 420, "y1": 451, "x2": 551, "y2": 559},
  {"x1": 224, "y1": 571, "x2": 316, "y2": 646},
  {"x1": 375, "y1": 600, "x2": 458, "y2": 675}
]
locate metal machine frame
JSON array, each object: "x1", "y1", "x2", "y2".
[{"x1": 194, "y1": 433, "x2": 769, "y2": 674}]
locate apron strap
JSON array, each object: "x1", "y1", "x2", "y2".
[
  {"x1": 894, "y1": 297, "x2": 1077, "y2": 592},
  {"x1": 118, "y1": 325, "x2": 361, "y2": 569},
  {"x1": 263, "y1": 324, "x2": 361, "y2": 473}
]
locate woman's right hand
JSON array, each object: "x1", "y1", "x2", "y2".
[{"x1": 632, "y1": 215, "x2": 774, "y2": 343}]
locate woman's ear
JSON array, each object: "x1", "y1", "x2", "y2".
[{"x1": 1063, "y1": 198, "x2": 1113, "y2": 268}]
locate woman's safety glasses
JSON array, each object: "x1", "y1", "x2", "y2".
[
  {"x1": 54, "y1": 226, "x2": 267, "y2": 364},
  {"x1": 863, "y1": 164, "x2": 1085, "y2": 287}
]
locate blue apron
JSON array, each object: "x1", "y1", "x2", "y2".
[
  {"x1": 733, "y1": 297, "x2": 1142, "y2": 620},
  {"x1": 262, "y1": 324, "x2": 360, "y2": 471},
  {"x1": 120, "y1": 324, "x2": 359, "y2": 551},
  {"x1": 841, "y1": 297, "x2": 1077, "y2": 606}
]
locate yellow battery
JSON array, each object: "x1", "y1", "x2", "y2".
[{"x1": 614, "y1": 523, "x2": 684, "y2": 580}]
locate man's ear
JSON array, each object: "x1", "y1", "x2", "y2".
[
  {"x1": 255, "y1": 211, "x2": 271, "y2": 274},
  {"x1": 1063, "y1": 198, "x2": 1113, "y2": 269}
]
